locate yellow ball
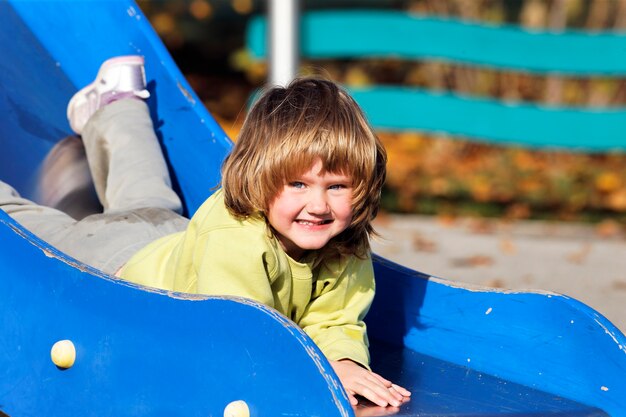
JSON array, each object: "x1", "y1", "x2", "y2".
[
  {"x1": 50, "y1": 340, "x2": 76, "y2": 369},
  {"x1": 223, "y1": 400, "x2": 249, "y2": 417}
]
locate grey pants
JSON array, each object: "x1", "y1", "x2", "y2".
[{"x1": 0, "y1": 99, "x2": 189, "y2": 274}]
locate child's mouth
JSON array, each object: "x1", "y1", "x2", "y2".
[{"x1": 296, "y1": 219, "x2": 333, "y2": 226}]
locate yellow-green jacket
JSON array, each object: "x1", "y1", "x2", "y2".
[{"x1": 120, "y1": 189, "x2": 375, "y2": 367}]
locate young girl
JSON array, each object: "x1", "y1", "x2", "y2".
[{"x1": 1, "y1": 56, "x2": 410, "y2": 408}]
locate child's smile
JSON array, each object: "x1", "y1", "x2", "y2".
[{"x1": 268, "y1": 160, "x2": 353, "y2": 259}]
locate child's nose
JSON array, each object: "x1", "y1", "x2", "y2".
[{"x1": 306, "y1": 191, "x2": 330, "y2": 214}]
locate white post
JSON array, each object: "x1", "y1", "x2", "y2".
[{"x1": 268, "y1": 0, "x2": 300, "y2": 86}]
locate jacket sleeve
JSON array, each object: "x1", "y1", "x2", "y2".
[{"x1": 297, "y1": 255, "x2": 375, "y2": 369}]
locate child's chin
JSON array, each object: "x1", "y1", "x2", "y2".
[{"x1": 295, "y1": 240, "x2": 329, "y2": 252}]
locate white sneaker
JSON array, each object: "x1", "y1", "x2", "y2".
[{"x1": 67, "y1": 55, "x2": 150, "y2": 134}]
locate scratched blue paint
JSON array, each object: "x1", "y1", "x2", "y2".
[
  {"x1": 369, "y1": 256, "x2": 626, "y2": 416},
  {"x1": 369, "y1": 341, "x2": 610, "y2": 416},
  {"x1": 1, "y1": 2, "x2": 625, "y2": 416}
]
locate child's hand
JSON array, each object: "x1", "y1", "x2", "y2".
[{"x1": 330, "y1": 359, "x2": 411, "y2": 407}]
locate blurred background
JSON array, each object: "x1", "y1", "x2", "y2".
[
  {"x1": 136, "y1": 0, "x2": 626, "y2": 330},
  {"x1": 139, "y1": 0, "x2": 626, "y2": 224}
]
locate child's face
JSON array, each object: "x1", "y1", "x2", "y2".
[{"x1": 267, "y1": 159, "x2": 353, "y2": 260}]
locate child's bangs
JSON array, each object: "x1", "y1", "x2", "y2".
[{"x1": 279, "y1": 133, "x2": 370, "y2": 184}]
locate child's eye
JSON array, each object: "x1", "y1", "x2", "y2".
[
  {"x1": 289, "y1": 181, "x2": 305, "y2": 189},
  {"x1": 329, "y1": 184, "x2": 349, "y2": 190}
]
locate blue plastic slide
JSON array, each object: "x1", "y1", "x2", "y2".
[{"x1": 0, "y1": 2, "x2": 624, "y2": 416}]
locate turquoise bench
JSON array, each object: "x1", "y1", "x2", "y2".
[{"x1": 247, "y1": 10, "x2": 626, "y2": 151}]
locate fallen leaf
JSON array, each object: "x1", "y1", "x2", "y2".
[
  {"x1": 611, "y1": 281, "x2": 626, "y2": 291},
  {"x1": 436, "y1": 214, "x2": 457, "y2": 227},
  {"x1": 412, "y1": 234, "x2": 438, "y2": 252},
  {"x1": 482, "y1": 278, "x2": 505, "y2": 288},
  {"x1": 499, "y1": 238, "x2": 516, "y2": 254},
  {"x1": 595, "y1": 172, "x2": 622, "y2": 193},
  {"x1": 467, "y1": 218, "x2": 495, "y2": 235},
  {"x1": 566, "y1": 243, "x2": 592, "y2": 264},
  {"x1": 451, "y1": 255, "x2": 494, "y2": 267},
  {"x1": 595, "y1": 219, "x2": 622, "y2": 238}
]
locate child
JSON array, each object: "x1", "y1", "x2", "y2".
[{"x1": 0, "y1": 56, "x2": 410, "y2": 407}]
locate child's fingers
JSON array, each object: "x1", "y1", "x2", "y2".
[
  {"x1": 359, "y1": 388, "x2": 394, "y2": 407},
  {"x1": 365, "y1": 374, "x2": 408, "y2": 402},
  {"x1": 368, "y1": 371, "x2": 392, "y2": 387},
  {"x1": 330, "y1": 360, "x2": 407, "y2": 408},
  {"x1": 355, "y1": 381, "x2": 402, "y2": 407},
  {"x1": 365, "y1": 375, "x2": 398, "y2": 395},
  {"x1": 391, "y1": 383, "x2": 411, "y2": 397},
  {"x1": 365, "y1": 374, "x2": 393, "y2": 392},
  {"x1": 362, "y1": 369, "x2": 410, "y2": 405},
  {"x1": 385, "y1": 385, "x2": 405, "y2": 402}
]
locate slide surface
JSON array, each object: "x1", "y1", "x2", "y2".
[{"x1": 0, "y1": 2, "x2": 624, "y2": 416}]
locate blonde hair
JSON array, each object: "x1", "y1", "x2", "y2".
[{"x1": 222, "y1": 77, "x2": 386, "y2": 260}]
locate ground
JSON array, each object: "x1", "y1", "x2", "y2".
[{"x1": 372, "y1": 214, "x2": 626, "y2": 334}]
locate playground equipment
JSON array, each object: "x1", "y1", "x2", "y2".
[
  {"x1": 249, "y1": 10, "x2": 626, "y2": 150},
  {"x1": 1, "y1": 2, "x2": 625, "y2": 416}
]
